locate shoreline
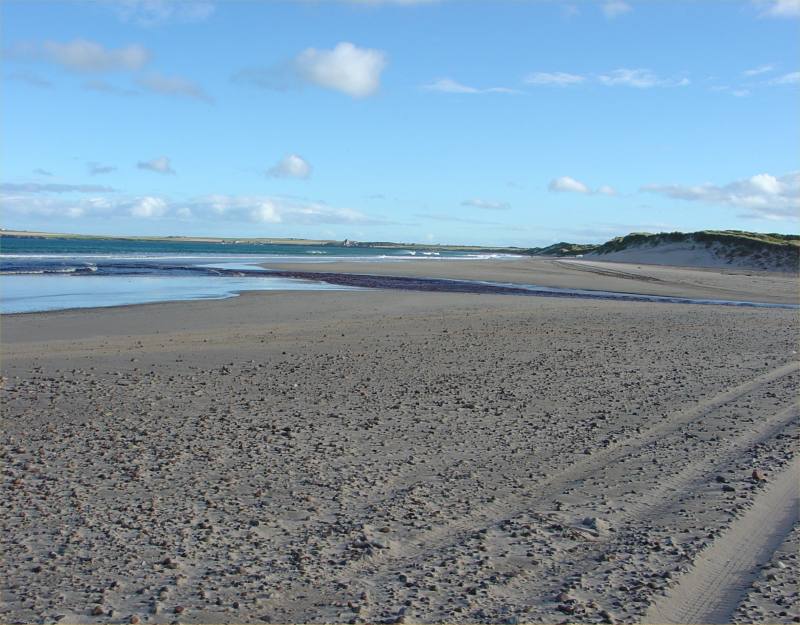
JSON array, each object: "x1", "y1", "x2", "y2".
[{"x1": 3, "y1": 256, "x2": 798, "y2": 317}]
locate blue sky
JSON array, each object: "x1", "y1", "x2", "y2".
[{"x1": 1, "y1": 0, "x2": 798, "y2": 246}]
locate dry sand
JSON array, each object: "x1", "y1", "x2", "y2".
[{"x1": 1, "y1": 261, "x2": 799, "y2": 624}]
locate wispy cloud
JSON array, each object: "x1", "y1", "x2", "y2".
[
  {"x1": 422, "y1": 78, "x2": 519, "y2": 94},
  {"x1": 0, "y1": 182, "x2": 116, "y2": 193},
  {"x1": 7, "y1": 71, "x2": 53, "y2": 88},
  {"x1": 82, "y1": 79, "x2": 138, "y2": 96},
  {"x1": 231, "y1": 64, "x2": 299, "y2": 91},
  {"x1": 7, "y1": 39, "x2": 150, "y2": 73},
  {"x1": 642, "y1": 171, "x2": 800, "y2": 220},
  {"x1": 711, "y1": 85, "x2": 751, "y2": 97},
  {"x1": 769, "y1": 71, "x2": 800, "y2": 84},
  {"x1": 88, "y1": 162, "x2": 117, "y2": 175},
  {"x1": 743, "y1": 64, "x2": 775, "y2": 76},
  {"x1": 137, "y1": 72, "x2": 212, "y2": 102},
  {"x1": 524, "y1": 68, "x2": 689, "y2": 89},
  {"x1": 523, "y1": 72, "x2": 585, "y2": 86},
  {"x1": 266, "y1": 154, "x2": 312, "y2": 179},
  {"x1": 461, "y1": 198, "x2": 511, "y2": 210},
  {"x1": 598, "y1": 68, "x2": 689, "y2": 88},
  {"x1": 137, "y1": 156, "x2": 175, "y2": 175},
  {"x1": 601, "y1": 0, "x2": 631, "y2": 18},
  {"x1": 548, "y1": 176, "x2": 617, "y2": 195},
  {"x1": 755, "y1": 0, "x2": 800, "y2": 18},
  {"x1": 33, "y1": 169, "x2": 54, "y2": 177},
  {"x1": 108, "y1": 0, "x2": 216, "y2": 26}
]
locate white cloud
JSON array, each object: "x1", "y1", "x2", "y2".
[
  {"x1": 110, "y1": 0, "x2": 216, "y2": 26},
  {"x1": 189, "y1": 195, "x2": 385, "y2": 225},
  {"x1": 549, "y1": 176, "x2": 591, "y2": 194},
  {"x1": 599, "y1": 68, "x2": 689, "y2": 88},
  {"x1": 422, "y1": 78, "x2": 518, "y2": 94},
  {"x1": 770, "y1": 71, "x2": 800, "y2": 84},
  {"x1": 0, "y1": 194, "x2": 115, "y2": 219},
  {"x1": 711, "y1": 85, "x2": 751, "y2": 97},
  {"x1": 295, "y1": 42, "x2": 387, "y2": 98},
  {"x1": 461, "y1": 198, "x2": 510, "y2": 210},
  {"x1": 137, "y1": 72, "x2": 212, "y2": 101},
  {"x1": 524, "y1": 69, "x2": 689, "y2": 89},
  {"x1": 130, "y1": 196, "x2": 168, "y2": 218},
  {"x1": 524, "y1": 72, "x2": 585, "y2": 86},
  {"x1": 13, "y1": 39, "x2": 152, "y2": 72},
  {"x1": 548, "y1": 177, "x2": 617, "y2": 195},
  {"x1": 602, "y1": 0, "x2": 631, "y2": 18},
  {"x1": 267, "y1": 154, "x2": 312, "y2": 179},
  {"x1": 743, "y1": 64, "x2": 775, "y2": 76},
  {"x1": 137, "y1": 156, "x2": 175, "y2": 174},
  {"x1": 0, "y1": 182, "x2": 115, "y2": 193},
  {"x1": 756, "y1": 0, "x2": 800, "y2": 17},
  {"x1": 0, "y1": 192, "x2": 387, "y2": 225},
  {"x1": 642, "y1": 171, "x2": 800, "y2": 220}
]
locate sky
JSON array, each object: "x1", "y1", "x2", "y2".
[{"x1": 1, "y1": 0, "x2": 799, "y2": 247}]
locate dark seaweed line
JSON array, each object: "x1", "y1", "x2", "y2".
[{"x1": 268, "y1": 270, "x2": 797, "y2": 309}]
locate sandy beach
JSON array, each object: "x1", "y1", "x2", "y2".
[
  {"x1": 1, "y1": 260, "x2": 798, "y2": 624},
  {"x1": 262, "y1": 257, "x2": 799, "y2": 305}
]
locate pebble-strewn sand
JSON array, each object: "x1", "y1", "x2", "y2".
[{"x1": 1, "y1": 263, "x2": 798, "y2": 624}]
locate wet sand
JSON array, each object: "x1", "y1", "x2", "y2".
[
  {"x1": 262, "y1": 257, "x2": 800, "y2": 305},
  {"x1": 1, "y1": 264, "x2": 799, "y2": 624}
]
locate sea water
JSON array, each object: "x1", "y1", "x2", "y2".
[{"x1": 0, "y1": 236, "x2": 513, "y2": 313}]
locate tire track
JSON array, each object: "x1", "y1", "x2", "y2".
[
  {"x1": 280, "y1": 361, "x2": 799, "y2": 616},
  {"x1": 643, "y1": 456, "x2": 799, "y2": 624},
  {"x1": 361, "y1": 361, "x2": 798, "y2": 561},
  {"x1": 491, "y1": 400, "x2": 798, "y2": 613}
]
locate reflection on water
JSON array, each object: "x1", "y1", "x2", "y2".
[{"x1": 0, "y1": 275, "x2": 356, "y2": 314}]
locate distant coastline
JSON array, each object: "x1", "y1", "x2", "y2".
[
  {"x1": 2, "y1": 228, "x2": 798, "y2": 271},
  {"x1": 0, "y1": 229, "x2": 528, "y2": 255}
]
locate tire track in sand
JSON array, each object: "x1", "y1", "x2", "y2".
[
  {"x1": 279, "y1": 361, "x2": 799, "y2": 616},
  {"x1": 643, "y1": 456, "x2": 800, "y2": 625},
  {"x1": 491, "y1": 400, "x2": 798, "y2": 615},
  {"x1": 360, "y1": 361, "x2": 799, "y2": 562}
]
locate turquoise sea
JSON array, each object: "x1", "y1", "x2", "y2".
[{"x1": 0, "y1": 236, "x2": 512, "y2": 313}]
